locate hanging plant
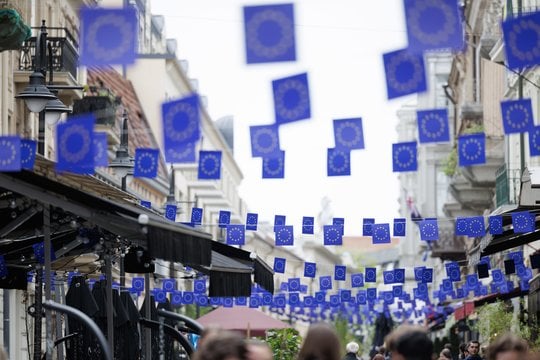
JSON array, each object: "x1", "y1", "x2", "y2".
[{"x1": 0, "y1": 8, "x2": 31, "y2": 52}]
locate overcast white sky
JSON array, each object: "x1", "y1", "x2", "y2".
[{"x1": 150, "y1": 0, "x2": 412, "y2": 235}]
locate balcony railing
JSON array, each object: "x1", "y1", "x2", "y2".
[
  {"x1": 495, "y1": 164, "x2": 521, "y2": 207},
  {"x1": 18, "y1": 26, "x2": 78, "y2": 80}
]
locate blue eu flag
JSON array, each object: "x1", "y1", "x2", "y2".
[
  {"x1": 372, "y1": 223, "x2": 391, "y2": 244},
  {"x1": 334, "y1": 265, "x2": 346, "y2": 281},
  {"x1": 529, "y1": 125, "x2": 540, "y2": 157},
  {"x1": 246, "y1": 213, "x2": 258, "y2": 231},
  {"x1": 319, "y1": 275, "x2": 332, "y2": 291},
  {"x1": 162, "y1": 95, "x2": 200, "y2": 163},
  {"x1": 327, "y1": 148, "x2": 351, "y2": 176},
  {"x1": 218, "y1": 210, "x2": 231, "y2": 229},
  {"x1": 273, "y1": 257, "x2": 286, "y2": 273},
  {"x1": 56, "y1": 114, "x2": 95, "y2": 174},
  {"x1": 198, "y1": 150, "x2": 222, "y2": 179},
  {"x1": 363, "y1": 218, "x2": 375, "y2": 236},
  {"x1": 275, "y1": 225, "x2": 294, "y2": 246},
  {"x1": 467, "y1": 216, "x2": 485, "y2": 237},
  {"x1": 500, "y1": 98, "x2": 534, "y2": 134},
  {"x1": 0, "y1": 136, "x2": 21, "y2": 172},
  {"x1": 365, "y1": 267, "x2": 376, "y2": 283},
  {"x1": 250, "y1": 124, "x2": 281, "y2": 158},
  {"x1": 262, "y1": 150, "x2": 285, "y2": 178},
  {"x1": 273, "y1": 73, "x2": 311, "y2": 125},
  {"x1": 489, "y1": 215, "x2": 503, "y2": 235},
  {"x1": 304, "y1": 262, "x2": 316, "y2": 278},
  {"x1": 134, "y1": 148, "x2": 159, "y2": 178},
  {"x1": 302, "y1": 216, "x2": 315, "y2": 234},
  {"x1": 20, "y1": 139, "x2": 37, "y2": 170},
  {"x1": 512, "y1": 211, "x2": 535, "y2": 233},
  {"x1": 455, "y1": 217, "x2": 469, "y2": 236},
  {"x1": 419, "y1": 219, "x2": 439, "y2": 241},
  {"x1": 392, "y1": 142, "x2": 417, "y2": 172},
  {"x1": 226, "y1": 224, "x2": 246, "y2": 245},
  {"x1": 323, "y1": 225, "x2": 342, "y2": 245},
  {"x1": 165, "y1": 205, "x2": 177, "y2": 221},
  {"x1": 191, "y1": 207, "x2": 203, "y2": 226},
  {"x1": 80, "y1": 7, "x2": 137, "y2": 66},
  {"x1": 333, "y1": 118, "x2": 365, "y2": 150},
  {"x1": 393, "y1": 218, "x2": 406, "y2": 237},
  {"x1": 351, "y1": 273, "x2": 364, "y2": 288},
  {"x1": 502, "y1": 11, "x2": 540, "y2": 70},
  {"x1": 243, "y1": 3, "x2": 296, "y2": 64},
  {"x1": 403, "y1": 0, "x2": 464, "y2": 53},
  {"x1": 458, "y1": 133, "x2": 485, "y2": 166},
  {"x1": 417, "y1": 109, "x2": 450, "y2": 143},
  {"x1": 383, "y1": 49, "x2": 427, "y2": 99}
]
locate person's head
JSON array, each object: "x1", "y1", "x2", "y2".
[
  {"x1": 486, "y1": 334, "x2": 528, "y2": 360},
  {"x1": 444, "y1": 344, "x2": 452, "y2": 350},
  {"x1": 246, "y1": 339, "x2": 273, "y2": 360},
  {"x1": 440, "y1": 348, "x2": 452, "y2": 360},
  {"x1": 385, "y1": 325, "x2": 433, "y2": 360},
  {"x1": 346, "y1": 342, "x2": 360, "y2": 354},
  {"x1": 372, "y1": 355, "x2": 385, "y2": 360},
  {"x1": 193, "y1": 329, "x2": 248, "y2": 360},
  {"x1": 459, "y1": 343, "x2": 468, "y2": 355},
  {"x1": 468, "y1": 341, "x2": 480, "y2": 356},
  {"x1": 379, "y1": 346, "x2": 386, "y2": 355},
  {"x1": 297, "y1": 323, "x2": 341, "y2": 360}
]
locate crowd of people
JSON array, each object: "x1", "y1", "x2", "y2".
[{"x1": 192, "y1": 323, "x2": 538, "y2": 360}]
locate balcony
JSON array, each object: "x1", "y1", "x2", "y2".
[
  {"x1": 430, "y1": 221, "x2": 466, "y2": 261},
  {"x1": 449, "y1": 172, "x2": 494, "y2": 212},
  {"x1": 495, "y1": 164, "x2": 521, "y2": 207},
  {"x1": 17, "y1": 26, "x2": 79, "y2": 83},
  {"x1": 461, "y1": 136, "x2": 505, "y2": 187}
]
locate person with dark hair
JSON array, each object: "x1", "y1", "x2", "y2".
[
  {"x1": 439, "y1": 348, "x2": 453, "y2": 360},
  {"x1": 192, "y1": 329, "x2": 248, "y2": 360},
  {"x1": 465, "y1": 341, "x2": 483, "y2": 360},
  {"x1": 384, "y1": 325, "x2": 433, "y2": 360},
  {"x1": 486, "y1": 334, "x2": 528, "y2": 360},
  {"x1": 246, "y1": 339, "x2": 273, "y2": 360},
  {"x1": 343, "y1": 341, "x2": 360, "y2": 360},
  {"x1": 297, "y1": 323, "x2": 341, "y2": 360},
  {"x1": 459, "y1": 344, "x2": 469, "y2": 360}
]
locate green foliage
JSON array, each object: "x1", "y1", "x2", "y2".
[
  {"x1": 266, "y1": 328, "x2": 302, "y2": 360},
  {"x1": 474, "y1": 300, "x2": 540, "y2": 348},
  {"x1": 443, "y1": 148, "x2": 457, "y2": 177}
]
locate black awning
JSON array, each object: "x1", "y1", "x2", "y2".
[{"x1": 469, "y1": 204, "x2": 540, "y2": 262}]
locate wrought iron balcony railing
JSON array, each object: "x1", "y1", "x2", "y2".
[
  {"x1": 495, "y1": 164, "x2": 521, "y2": 207},
  {"x1": 18, "y1": 26, "x2": 78, "y2": 80}
]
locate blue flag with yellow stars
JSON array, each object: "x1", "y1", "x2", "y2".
[
  {"x1": 80, "y1": 7, "x2": 137, "y2": 66},
  {"x1": 140, "y1": 200, "x2": 151, "y2": 209},
  {"x1": 275, "y1": 225, "x2": 294, "y2": 246},
  {"x1": 0, "y1": 136, "x2": 21, "y2": 172},
  {"x1": 467, "y1": 216, "x2": 485, "y2": 237},
  {"x1": 250, "y1": 124, "x2": 281, "y2": 158},
  {"x1": 226, "y1": 224, "x2": 245, "y2": 245},
  {"x1": 333, "y1": 218, "x2": 345, "y2": 235},
  {"x1": 191, "y1": 207, "x2": 203, "y2": 226},
  {"x1": 273, "y1": 257, "x2": 286, "y2": 273},
  {"x1": 372, "y1": 223, "x2": 391, "y2": 244},
  {"x1": 351, "y1": 273, "x2": 364, "y2": 288},
  {"x1": 302, "y1": 216, "x2": 315, "y2": 234},
  {"x1": 455, "y1": 217, "x2": 468, "y2": 236},
  {"x1": 363, "y1": 218, "x2": 375, "y2": 236},
  {"x1": 383, "y1": 49, "x2": 427, "y2": 99},
  {"x1": 93, "y1": 132, "x2": 108, "y2": 167},
  {"x1": 458, "y1": 133, "x2": 485, "y2": 166},
  {"x1": 162, "y1": 279, "x2": 176, "y2": 292},
  {"x1": 489, "y1": 215, "x2": 503, "y2": 235},
  {"x1": 327, "y1": 148, "x2": 351, "y2": 176},
  {"x1": 392, "y1": 141, "x2": 417, "y2": 172},
  {"x1": 56, "y1": 114, "x2": 95, "y2": 174},
  {"x1": 529, "y1": 125, "x2": 540, "y2": 156},
  {"x1": 134, "y1": 148, "x2": 159, "y2": 178},
  {"x1": 132, "y1": 277, "x2": 144, "y2": 291},
  {"x1": 393, "y1": 218, "x2": 406, "y2": 237},
  {"x1": 246, "y1": 213, "x2": 258, "y2": 231},
  {"x1": 304, "y1": 262, "x2": 316, "y2": 278},
  {"x1": 272, "y1": 73, "x2": 311, "y2": 125},
  {"x1": 194, "y1": 279, "x2": 206, "y2": 293},
  {"x1": 323, "y1": 225, "x2": 343, "y2": 245},
  {"x1": 419, "y1": 219, "x2": 439, "y2": 241},
  {"x1": 198, "y1": 150, "x2": 222, "y2": 179},
  {"x1": 333, "y1": 118, "x2": 365, "y2": 150},
  {"x1": 165, "y1": 204, "x2": 177, "y2": 221},
  {"x1": 502, "y1": 11, "x2": 540, "y2": 70},
  {"x1": 365, "y1": 267, "x2": 377, "y2": 283},
  {"x1": 218, "y1": 210, "x2": 231, "y2": 229},
  {"x1": 262, "y1": 150, "x2": 285, "y2": 178},
  {"x1": 319, "y1": 275, "x2": 332, "y2": 291},
  {"x1": 500, "y1": 98, "x2": 534, "y2": 134},
  {"x1": 334, "y1": 265, "x2": 346, "y2": 281},
  {"x1": 162, "y1": 94, "x2": 200, "y2": 163},
  {"x1": 243, "y1": 3, "x2": 296, "y2": 64},
  {"x1": 20, "y1": 139, "x2": 37, "y2": 170},
  {"x1": 403, "y1": 0, "x2": 465, "y2": 53},
  {"x1": 417, "y1": 109, "x2": 450, "y2": 143},
  {"x1": 512, "y1": 211, "x2": 535, "y2": 233}
]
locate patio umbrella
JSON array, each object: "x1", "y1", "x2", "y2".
[{"x1": 196, "y1": 307, "x2": 290, "y2": 337}]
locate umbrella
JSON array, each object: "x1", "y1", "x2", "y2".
[{"x1": 196, "y1": 307, "x2": 290, "y2": 337}]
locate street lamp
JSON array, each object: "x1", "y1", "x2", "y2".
[
  {"x1": 110, "y1": 110, "x2": 134, "y2": 191},
  {"x1": 15, "y1": 21, "x2": 58, "y2": 112}
]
